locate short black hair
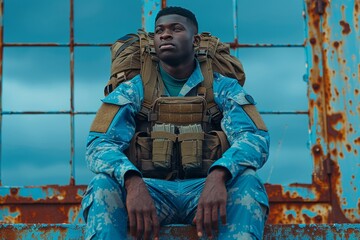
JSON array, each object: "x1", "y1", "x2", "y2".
[{"x1": 155, "y1": 6, "x2": 198, "y2": 32}]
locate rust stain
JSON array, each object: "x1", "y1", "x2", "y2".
[
  {"x1": 0, "y1": 225, "x2": 75, "y2": 240},
  {"x1": 1, "y1": 205, "x2": 83, "y2": 224},
  {"x1": 331, "y1": 148, "x2": 338, "y2": 156},
  {"x1": 328, "y1": 159, "x2": 353, "y2": 223},
  {"x1": 1, "y1": 186, "x2": 86, "y2": 223},
  {"x1": 2, "y1": 186, "x2": 85, "y2": 204},
  {"x1": 312, "y1": 82, "x2": 321, "y2": 92},
  {"x1": 346, "y1": 144, "x2": 352, "y2": 152},
  {"x1": 161, "y1": 0, "x2": 167, "y2": 9},
  {"x1": 10, "y1": 188, "x2": 18, "y2": 195},
  {"x1": 326, "y1": 113, "x2": 345, "y2": 141},
  {"x1": 310, "y1": 37, "x2": 317, "y2": 45},
  {"x1": 339, "y1": 20, "x2": 351, "y2": 34},
  {"x1": 333, "y1": 41, "x2": 340, "y2": 49},
  {"x1": 354, "y1": 3, "x2": 359, "y2": 32},
  {"x1": 267, "y1": 203, "x2": 330, "y2": 224},
  {"x1": 314, "y1": 54, "x2": 319, "y2": 63},
  {"x1": 1, "y1": 228, "x2": 16, "y2": 240},
  {"x1": 354, "y1": 137, "x2": 360, "y2": 145}
]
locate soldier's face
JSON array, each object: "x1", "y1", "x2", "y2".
[{"x1": 154, "y1": 14, "x2": 197, "y2": 66}]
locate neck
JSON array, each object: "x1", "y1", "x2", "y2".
[{"x1": 159, "y1": 59, "x2": 196, "y2": 79}]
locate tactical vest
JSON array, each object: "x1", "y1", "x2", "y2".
[
  {"x1": 102, "y1": 30, "x2": 247, "y2": 179},
  {"x1": 126, "y1": 93, "x2": 230, "y2": 180}
]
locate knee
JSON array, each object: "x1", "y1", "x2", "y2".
[
  {"x1": 81, "y1": 174, "x2": 125, "y2": 222},
  {"x1": 85, "y1": 173, "x2": 125, "y2": 204},
  {"x1": 227, "y1": 169, "x2": 269, "y2": 215},
  {"x1": 224, "y1": 170, "x2": 269, "y2": 239},
  {"x1": 229, "y1": 169, "x2": 267, "y2": 195},
  {"x1": 89, "y1": 173, "x2": 122, "y2": 192}
]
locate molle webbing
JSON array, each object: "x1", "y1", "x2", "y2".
[{"x1": 148, "y1": 96, "x2": 210, "y2": 125}]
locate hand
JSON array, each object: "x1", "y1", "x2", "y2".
[
  {"x1": 195, "y1": 168, "x2": 230, "y2": 239},
  {"x1": 125, "y1": 174, "x2": 160, "y2": 240}
]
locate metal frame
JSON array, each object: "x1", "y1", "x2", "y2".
[{"x1": 0, "y1": 0, "x2": 359, "y2": 227}]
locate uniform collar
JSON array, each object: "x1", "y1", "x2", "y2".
[{"x1": 177, "y1": 60, "x2": 204, "y2": 96}]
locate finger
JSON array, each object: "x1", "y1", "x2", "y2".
[
  {"x1": 220, "y1": 202, "x2": 227, "y2": 225},
  {"x1": 151, "y1": 210, "x2": 160, "y2": 240},
  {"x1": 128, "y1": 210, "x2": 137, "y2": 237},
  {"x1": 195, "y1": 206, "x2": 204, "y2": 238},
  {"x1": 143, "y1": 212, "x2": 151, "y2": 240},
  {"x1": 136, "y1": 213, "x2": 144, "y2": 239},
  {"x1": 204, "y1": 205, "x2": 213, "y2": 238},
  {"x1": 211, "y1": 204, "x2": 219, "y2": 232}
]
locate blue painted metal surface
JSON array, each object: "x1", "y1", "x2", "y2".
[
  {"x1": 321, "y1": 0, "x2": 360, "y2": 221},
  {"x1": 0, "y1": 186, "x2": 85, "y2": 224},
  {"x1": 305, "y1": 0, "x2": 360, "y2": 223},
  {"x1": 142, "y1": 0, "x2": 162, "y2": 32}
]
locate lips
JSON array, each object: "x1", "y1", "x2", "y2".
[{"x1": 159, "y1": 43, "x2": 175, "y2": 50}]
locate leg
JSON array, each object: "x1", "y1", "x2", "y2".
[
  {"x1": 81, "y1": 173, "x2": 128, "y2": 240},
  {"x1": 181, "y1": 171, "x2": 268, "y2": 240},
  {"x1": 219, "y1": 169, "x2": 269, "y2": 240},
  {"x1": 81, "y1": 174, "x2": 181, "y2": 239}
]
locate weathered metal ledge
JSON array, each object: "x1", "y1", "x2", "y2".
[{"x1": 1, "y1": 224, "x2": 360, "y2": 240}]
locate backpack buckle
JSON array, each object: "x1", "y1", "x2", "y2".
[
  {"x1": 197, "y1": 49, "x2": 208, "y2": 56},
  {"x1": 146, "y1": 47, "x2": 156, "y2": 55}
]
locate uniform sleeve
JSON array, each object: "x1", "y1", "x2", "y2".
[
  {"x1": 210, "y1": 74, "x2": 270, "y2": 183},
  {"x1": 86, "y1": 76, "x2": 143, "y2": 187}
]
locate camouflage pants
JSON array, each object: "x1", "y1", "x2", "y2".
[{"x1": 81, "y1": 169, "x2": 269, "y2": 240}]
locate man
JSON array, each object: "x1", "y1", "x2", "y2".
[{"x1": 82, "y1": 6, "x2": 269, "y2": 240}]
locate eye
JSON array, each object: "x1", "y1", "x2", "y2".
[
  {"x1": 155, "y1": 28, "x2": 163, "y2": 34},
  {"x1": 173, "y1": 25, "x2": 184, "y2": 32}
]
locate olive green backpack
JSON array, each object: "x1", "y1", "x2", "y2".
[
  {"x1": 102, "y1": 29, "x2": 247, "y2": 179},
  {"x1": 104, "y1": 29, "x2": 246, "y2": 121}
]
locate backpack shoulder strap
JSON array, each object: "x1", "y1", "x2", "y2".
[
  {"x1": 195, "y1": 32, "x2": 246, "y2": 123},
  {"x1": 196, "y1": 33, "x2": 221, "y2": 122},
  {"x1": 138, "y1": 30, "x2": 163, "y2": 119}
]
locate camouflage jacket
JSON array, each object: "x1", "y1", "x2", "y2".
[{"x1": 86, "y1": 61, "x2": 270, "y2": 187}]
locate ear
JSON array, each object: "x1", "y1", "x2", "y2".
[{"x1": 193, "y1": 34, "x2": 201, "y2": 47}]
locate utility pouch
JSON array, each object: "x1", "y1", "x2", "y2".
[
  {"x1": 127, "y1": 131, "x2": 172, "y2": 179},
  {"x1": 151, "y1": 131, "x2": 177, "y2": 169},
  {"x1": 184, "y1": 130, "x2": 229, "y2": 178},
  {"x1": 178, "y1": 132, "x2": 205, "y2": 171},
  {"x1": 178, "y1": 124, "x2": 204, "y2": 173}
]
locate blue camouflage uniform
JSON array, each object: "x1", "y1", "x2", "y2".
[{"x1": 81, "y1": 61, "x2": 270, "y2": 239}]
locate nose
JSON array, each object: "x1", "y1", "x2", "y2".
[{"x1": 160, "y1": 29, "x2": 172, "y2": 40}]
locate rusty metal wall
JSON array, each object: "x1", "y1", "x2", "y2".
[
  {"x1": 0, "y1": 0, "x2": 359, "y2": 238},
  {"x1": 304, "y1": 0, "x2": 360, "y2": 223}
]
